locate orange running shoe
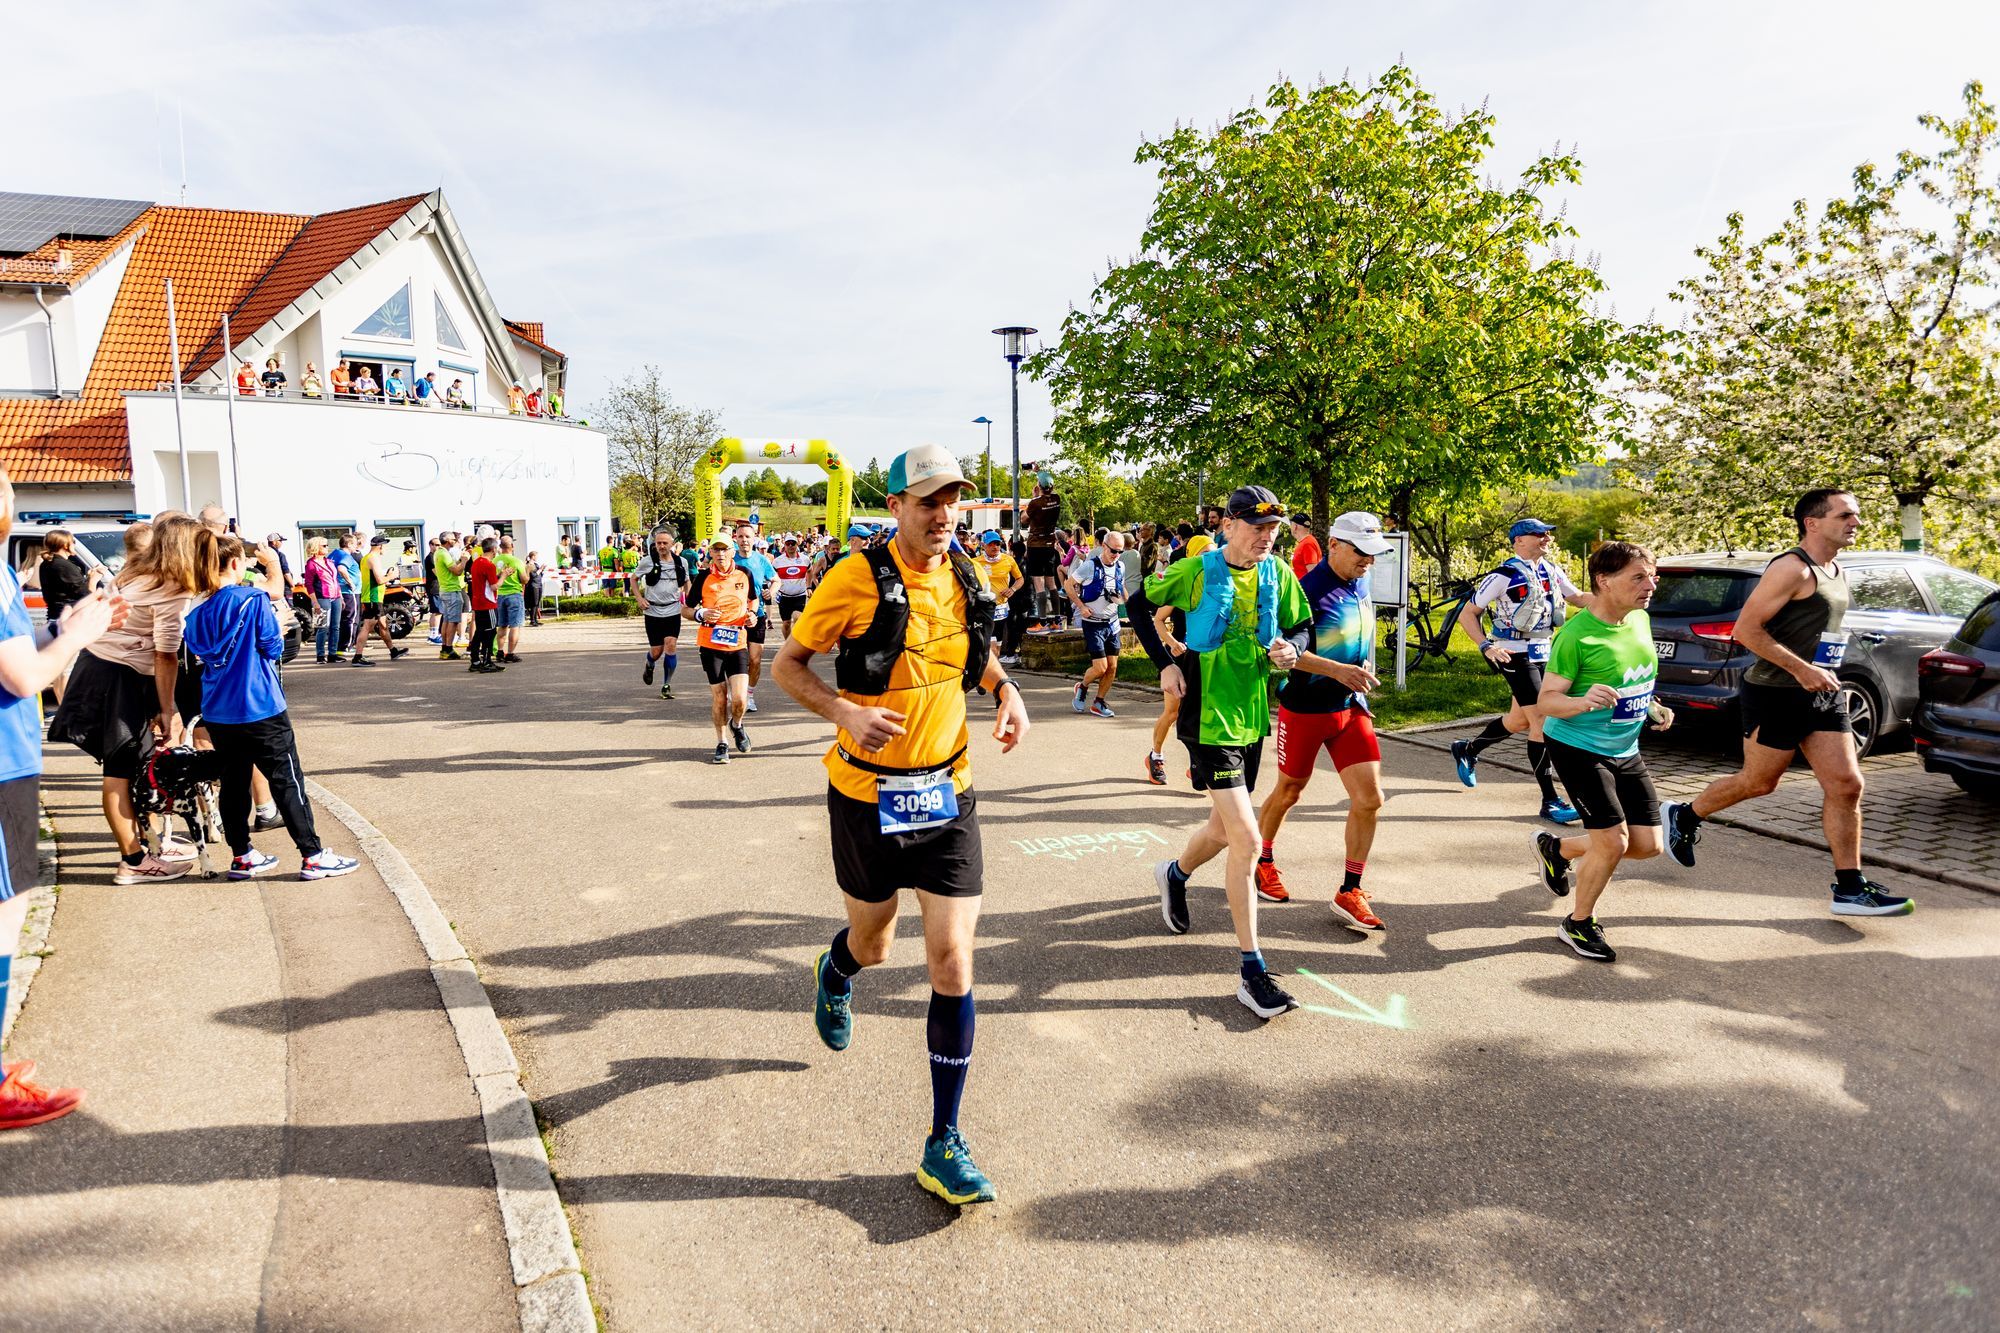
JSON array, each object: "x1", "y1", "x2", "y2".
[
  {"x1": 1, "y1": 1059, "x2": 34, "y2": 1083},
  {"x1": 1331, "y1": 887, "x2": 1383, "y2": 931},
  {"x1": 0, "y1": 1067, "x2": 83, "y2": 1130},
  {"x1": 1254, "y1": 861, "x2": 1290, "y2": 903}
]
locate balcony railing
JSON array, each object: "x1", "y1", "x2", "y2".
[{"x1": 158, "y1": 381, "x2": 587, "y2": 427}]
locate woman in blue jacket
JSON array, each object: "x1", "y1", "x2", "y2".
[{"x1": 183, "y1": 537, "x2": 357, "y2": 882}]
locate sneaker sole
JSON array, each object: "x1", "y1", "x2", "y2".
[
  {"x1": 1330, "y1": 902, "x2": 1381, "y2": 930},
  {"x1": 1559, "y1": 929, "x2": 1616, "y2": 962},
  {"x1": 113, "y1": 867, "x2": 194, "y2": 885},
  {"x1": 1256, "y1": 888, "x2": 1290, "y2": 904},
  {"x1": 916, "y1": 1165, "x2": 995, "y2": 1206},
  {"x1": 1831, "y1": 899, "x2": 1916, "y2": 917},
  {"x1": 1541, "y1": 808, "x2": 1582, "y2": 826},
  {"x1": 1235, "y1": 982, "x2": 1299, "y2": 1020},
  {"x1": 299, "y1": 862, "x2": 360, "y2": 881},
  {"x1": 226, "y1": 862, "x2": 281, "y2": 880},
  {"x1": 1451, "y1": 744, "x2": 1477, "y2": 788},
  {"x1": 0, "y1": 1092, "x2": 84, "y2": 1130},
  {"x1": 1660, "y1": 803, "x2": 1697, "y2": 868},
  {"x1": 1155, "y1": 861, "x2": 1188, "y2": 934}
]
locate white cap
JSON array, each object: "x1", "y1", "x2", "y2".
[
  {"x1": 1329, "y1": 510, "x2": 1392, "y2": 556},
  {"x1": 886, "y1": 443, "x2": 972, "y2": 498}
]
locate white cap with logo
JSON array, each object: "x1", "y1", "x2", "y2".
[
  {"x1": 886, "y1": 443, "x2": 972, "y2": 498},
  {"x1": 1329, "y1": 510, "x2": 1392, "y2": 556}
]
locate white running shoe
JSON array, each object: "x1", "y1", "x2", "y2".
[
  {"x1": 228, "y1": 850, "x2": 281, "y2": 880},
  {"x1": 114, "y1": 853, "x2": 194, "y2": 885},
  {"x1": 300, "y1": 850, "x2": 360, "y2": 881},
  {"x1": 156, "y1": 835, "x2": 200, "y2": 864}
]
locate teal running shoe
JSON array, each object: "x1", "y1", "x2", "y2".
[
  {"x1": 917, "y1": 1128, "x2": 996, "y2": 1205},
  {"x1": 812, "y1": 950, "x2": 853, "y2": 1051}
]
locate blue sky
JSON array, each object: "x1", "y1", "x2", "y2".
[{"x1": 16, "y1": 0, "x2": 2000, "y2": 474}]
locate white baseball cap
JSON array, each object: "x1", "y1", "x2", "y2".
[
  {"x1": 1329, "y1": 510, "x2": 1392, "y2": 556},
  {"x1": 885, "y1": 443, "x2": 972, "y2": 498}
]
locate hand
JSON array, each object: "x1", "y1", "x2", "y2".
[
  {"x1": 1795, "y1": 665, "x2": 1841, "y2": 693},
  {"x1": 1163, "y1": 638, "x2": 1187, "y2": 657},
  {"x1": 1647, "y1": 702, "x2": 1675, "y2": 731},
  {"x1": 1580, "y1": 683, "x2": 1620, "y2": 711},
  {"x1": 155, "y1": 710, "x2": 182, "y2": 744},
  {"x1": 56, "y1": 591, "x2": 116, "y2": 646},
  {"x1": 992, "y1": 685, "x2": 1030, "y2": 753},
  {"x1": 1266, "y1": 638, "x2": 1299, "y2": 671},
  {"x1": 839, "y1": 700, "x2": 908, "y2": 751},
  {"x1": 1483, "y1": 641, "x2": 1514, "y2": 665},
  {"x1": 1333, "y1": 661, "x2": 1381, "y2": 693},
  {"x1": 1159, "y1": 664, "x2": 1187, "y2": 700}
]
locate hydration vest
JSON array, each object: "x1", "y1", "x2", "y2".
[
  {"x1": 1076, "y1": 554, "x2": 1125, "y2": 613},
  {"x1": 835, "y1": 548, "x2": 994, "y2": 696},
  {"x1": 1491, "y1": 555, "x2": 1563, "y2": 639},
  {"x1": 1184, "y1": 546, "x2": 1278, "y2": 653}
]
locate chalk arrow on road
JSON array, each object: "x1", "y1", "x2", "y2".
[{"x1": 1294, "y1": 968, "x2": 1411, "y2": 1030}]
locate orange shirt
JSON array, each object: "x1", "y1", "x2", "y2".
[
  {"x1": 792, "y1": 544, "x2": 974, "y2": 802},
  {"x1": 696, "y1": 568, "x2": 753, "y2": 651}
]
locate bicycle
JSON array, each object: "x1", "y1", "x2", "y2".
[{"x1": 1378, "y1": 579, "x2": 1478, "y2": 671}]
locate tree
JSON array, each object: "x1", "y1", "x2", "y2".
[
  {"x1": 1629, "y1": 82, "x2": 2000, "y2": 560},
  {"x1": 780, "y1": 476, "x2": 805, "y2": 503},
  {"x1": 1029, "y1": 66, "x2": 1641, "y2": 542},
  {"x1": 804, "y1": 480, "x2": 829, "y2": 504},
  {"x1": 594, "y1": 365, "x2": 722, "y2": 529},
  {"x1": 723, "y1": 477, "x2": 746, "y2": 504},
  {"x1": 854, "y1": 458, "x2": 890, "y2": 506}
]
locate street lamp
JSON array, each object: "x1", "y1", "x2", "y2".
[
  {"x1": 972, "y1": 416, "x2": 993, "y2": 497},
  {"x1": 991, "y1": 326, "x2": 1036, "y2": 534}
]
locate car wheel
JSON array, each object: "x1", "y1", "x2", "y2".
[
  {"x1": 1951, "y1": 772, "x2": 2000, "y2": 802},
  {"x1": 1841, "y1": 678, "x2": 1880, "y2": 758},
  {"x1": 382, "y1": 604, "x2": 415, "y2": 639}
]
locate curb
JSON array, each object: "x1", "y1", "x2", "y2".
[
  {"x1": 306, "y1": 779, "x2": 595, "y2": 1333},
  {"x1": 2, "y1": 811, "x2": 62, "y2": 1050},
  {"x1": 1382, "y1": 730, "x2": 2000, "y2": 899}
]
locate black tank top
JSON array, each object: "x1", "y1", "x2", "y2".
[{"x1": 1745, "y1": 546, "x2": 1849, "y2": 688}]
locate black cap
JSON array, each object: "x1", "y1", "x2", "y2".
[
  {"x1": 369, "y1": 534, "x2": 389, "y2": 546},
  {"x1": 1289, "y1": 512, "x2": 1312, "y2": 526},
  {"x1": 1226, "y1": 485, "x2": 1285, "y2": 525}
]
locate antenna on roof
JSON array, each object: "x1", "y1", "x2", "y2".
[{"x1": 176, "y1": 99, "x2": 188, "y2": 205}]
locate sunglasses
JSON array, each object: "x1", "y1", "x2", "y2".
[{"x1": 1235, "y1": 501, "x2": 1283, "y2": 518}]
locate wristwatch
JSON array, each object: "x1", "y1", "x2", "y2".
[{"x1": 992, "y1": 678, "x2": 1018, "y2": 709}]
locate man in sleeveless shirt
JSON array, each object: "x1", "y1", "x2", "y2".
[{"x1": 1660, "y1": 489, "x2": 1914, "y2": 916}]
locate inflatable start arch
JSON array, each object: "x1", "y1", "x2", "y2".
[{"x1": 693, "y1": 438, "x2": 853, "y2": 543}]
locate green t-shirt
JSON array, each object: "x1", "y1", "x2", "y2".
[
  {"x1": 494, "y1": 552, "x2": 526, "y2": 596},
  {"x1": 1543, "y1": 607, "x2": 1657, "y2": 758},
  {"x1": 598, "y1": 545, "x2": 620, "y2": 570},
  {"x1": 434, "y1": 547, "x2": 465, "y2": 594},
  {"x1": 1143, "y1": 553, "x2": 1311, "y2": 747}
]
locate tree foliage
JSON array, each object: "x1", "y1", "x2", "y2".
[
  {"x1": 1029, "y1": 66, "x2": 1640, "y2": 540},
  {"x1": 1628, "y1": 81, "x2": 2000, "y2": 564},
  {"x1": 595, "y1": 365, "x2": 722, "y2": 530}
]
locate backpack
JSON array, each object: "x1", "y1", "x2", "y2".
[
  {"x1": 1075, "y1": 553, "x2": 1125, "y2": 613},
  {"x1": 1184, "y1": 546, "x2": 1278, "y2": 653},
  {"x1": 834, "y1": 548, "x2": 994, "y2": 696},
  {"x1": 1493, "y1": 556, "x2": 1559, "y2": 637}
]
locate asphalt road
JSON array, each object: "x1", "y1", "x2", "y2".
[{"x1": 285, "y1": 619, "x2": 2000, "y2": 1332}]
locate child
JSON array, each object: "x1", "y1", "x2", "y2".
[{"x1": 181, "y1": 537, "x2": 358, "y2": 881}]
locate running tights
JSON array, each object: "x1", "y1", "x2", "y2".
[
  {"x1": 1463, "y1": 716, "x2": 1512, "y2": 757},
  {"x1": 1526, "y1": 740, "x2": 1561, "y2": 805}
]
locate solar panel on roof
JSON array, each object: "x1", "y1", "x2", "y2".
[{"x1": 0, "y1": 192, "x2": 152, "y2": 256}]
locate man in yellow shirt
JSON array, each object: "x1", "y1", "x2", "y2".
[
  {"x1": 774, "y1": 444, "x2": 1030, "y2": 1208},
  {"x1": 975, "y1": 530, "x2": 1023, "y2": 665}
]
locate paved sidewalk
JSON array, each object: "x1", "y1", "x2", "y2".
[
  {"x1": 0, "y1": 750, "x2": 518, "y2": 1331},
  {"x1": 1398, "y1": 718, "x2": 2000, "y2": 893}
]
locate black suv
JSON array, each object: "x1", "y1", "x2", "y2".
[
  {"x1": 1914, "y1": 590, "x2": 2000, "y2": 800},
  {"x1": 1648, "y1": 552, "x2": 1995, "y2": 757}
]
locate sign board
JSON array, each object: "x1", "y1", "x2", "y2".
[{"x1": 1370, "y1": 530, "x2": 1411, "y2": 610}]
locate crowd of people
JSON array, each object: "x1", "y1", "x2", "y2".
[{"x1": 232, "y1": 357, "x2": 565, "y2": 417}]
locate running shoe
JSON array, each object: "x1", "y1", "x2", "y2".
[
  {"x1": 1144, "y1": 753, "x2": 1166, "y2": 786},
  {"x1": 1, "y1": 1059, "x2": 35, "y2": 1083},
  {"x1": 711, "y1": 743, "x2": 730, "y2": 765},
  {"x1": 1559, "y1": 916, "x2": 1616, "y2": 962},
  {"x1": 227, "y1": 850, "x2": 280, "y2": 880},
  {"x1": 917, "y1": 1128, "x2": 996, "y2": 1205},
  {"x1": 427, "y1": 633, "x2": 443, "y2": 644},
  {"x1": 1540, "y1": 799, "x2": 1582, "y2": 826},
  {"x1": 1535, "y1": 832, "x2": 1571, "y2": 897},
  {"x1": 0, "y1": 1068, "x2": 83, "y2": 1131},
  {"x1": 811, "y1": 949, "x2": 853, "y2": 1051},
  {"x1": 156, "y1": 835, "x2": 200, "y2": 863},
  {"x1": 1661, "y1": 801, "x2": 1700, "y2": 868},
  {"x1": 1155, "y1": 859, "x2": 1190, "y2": 934},
  {"x1": 1450, "y1": 739, "x2": 1478, "y2": 788},
  {"x1": 1236, "y1": 969, "x2": 1300, "y2": 1019},
  {"x1": 999, "y1": 654, "x2": 1020, "y2": 667},
  {"x1": 113, "y1": 853, "x2": 192, "y2": 886},
  {"x1": 643, "y1": 657, "x2": 655, "y2": 685},
  {"x1": 502, "y1": 653, "x2": 522, "y2": 664},
  {"x1": 1830, "y1": 881, "x2": 1915, "y2": 917},
  {"x1": 659, "y1": 684, "x2": 674, "y2": 700},
  {"x1": 745, "y1": 690, "x2": 758, "y2": 714},
  {"x1": 350, "y1": 656, "x2": 377, "y2": 667},
  {"x1": 730, "y1": 722, "x2": 752, "y2": 754},
  {"x1": 439, "y1": 648, "x2": 461, "y2": 661},
  {"x1": 300, "y1": 851, "x2": 360, "y2": 881},
  {"x1": 1072, "y1": 684, "x2": 1088, "y2": 714},
  {"x1": 252, "y1": 807, "x2": 285, "y2": 831},
  {"x1": 1331, "y1": 887, "x2": 1383, "y2": 930},
  {"x1": 325, "y1": 654, "x2": 346, "y2": 663},
  {"x1": 1254, "y1": 861, "x2": 1290, "y2": 903},
  {"x1": 389, "y1": 646, "x2": 411, "y2": 660},
  {"x1": 1088, "y1": 699, "x2": 1116, "y2": 719}
]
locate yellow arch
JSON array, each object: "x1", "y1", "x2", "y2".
[{"x1": 693, "y1": 438, "x2": 853, "y2": 543}]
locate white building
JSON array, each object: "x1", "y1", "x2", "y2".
[{"x1": 0, "y1": 189, "x2": 610, "y2": 558}]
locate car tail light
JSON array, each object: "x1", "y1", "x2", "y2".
[
  {"x1": 1919, "y1": 650, "x2": 1984, "y2": 679},
  {"x1": 1688, "y1": 620, "x2": 1737, "y2": 643}
]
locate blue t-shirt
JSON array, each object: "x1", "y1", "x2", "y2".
[
  {"x1": 1277, "y1": 560, "x2": 1375, "y2": 715},
  {"x1": 0, "y1": 567, "x2": 41, "y2": 783},
  {"x1": 737, "y1": 551, "x2": 776, "y2": 620},
  {"x1": 330, "y1": 549, "x2": 359, "y2": 592}
]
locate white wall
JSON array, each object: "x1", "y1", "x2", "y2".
[
  {"x1": 0, "y1": 239, "x2": 139, "y2": 393},
  {"x1": 0, "y1": 293, "x2": 53, "y2": 391},
  {"x1": 121, "y1": 391, "x2": 609, "y2": 557}
]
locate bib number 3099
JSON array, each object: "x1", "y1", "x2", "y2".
[{"x1": 878, "y1": 773, "x2": 958, "y2": 834}]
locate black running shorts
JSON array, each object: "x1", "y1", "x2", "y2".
[
  {"x1": 779, "y1": 593, "x2": 808, "y2": 619},
  {"x1": 1545, "y1": 736, "x2": 1659, "y2": 830},
  {"x1": 1186, "y1": 739, "x2": 1263, "y2": 793},
  {"x1": 1742, "y1": 682, "x2": 1850, "y2": 752},
  {"x1": 644, "y1": 613, "x2": 682, "y2": 648},
  {"x1": 700, "y1": 646, "x2": 748, "y2": 684},
  {"x1": 827, "y1": 786, "x2": 983, "y2": 902},
  {"x1": 747, "y1": 618, "x2": 768, "y2": 645},
  {"x1": 1493, "y1": 653, "x2": 1545, "y2": 708},
  {"x1": 1024, "y1": 546, "x2": 1059, "y2": 579}
]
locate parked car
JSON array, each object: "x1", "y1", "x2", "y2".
[
  {"x1": 1648, "y1": 551, "x2": 1995, "y2": 757},
  {"x1": 1913, "y1": 590, "x2": 2000, "y2": 800}
]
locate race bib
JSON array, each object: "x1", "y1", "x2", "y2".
[
  {"x1": 709, "y1": 623, "x2": 742, "y2": 648},
  {"x1": 878, "y1": 771, "x2": 958, "y2": 835},
  {"x1": 1525, "y1": 639, "x2": 1552, "y2": 665},
  {"x1": 1611, "y1": 680, "x2": 1656, "y2": 720},
  {"x1": 1813, "y1": 632, "x2": 1849, "y2": 667}
]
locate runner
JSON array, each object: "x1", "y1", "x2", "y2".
[
  {"x1": 689, "y1": 539, "x2": 753, "y2": 763},
  {"x1": 348, "y1": 535, "x2": 409, "y2": 666},
  {"x1": 433, "y1": 531, "x2": 469, "y2": 660},
  {"x1": 1257, "y1": 512, "x2": 1389, "y2": 926},
  {"x1": 1143, "y1": 602, "x2": 1181, "y2": 786},
  {"x1": 465, "y1": 537, "x2": 503, "y2": 673},
  {"x1": 772, "y1": 537, "x2": 814, "y2": 639},
  {"x1": 1531, "y1": 541, "x2": 1673, "y2": 962},
  {"x1": 635, "y1": 528, "x2": 684, "y2": 699},
  {"x1": 975, "y1": 530, "x2": 1022, "y2": 669},
  {"x1": 1128, "y1": 485, "x2": 1315, "y2": 1020},
  {"x1": 731, "y1": 523, "x2": 777, "y2": 713},
  {"x1": 1062, "y1": 529, "x2": 1127, "y2": 718},
  {"x1": 1660, "y1": 489, "x2": 1914, "y2": 916},
  {"x1": 1022, "y1": 472, "x2": 1062, "y2": 627},
  {"x1": 1449, "y1": 518, "x2": 1587, "y2": 823},
  {"x1": 493, "y1": 535, "x2": 528, "y2": 663},
  {"x1": 774, "y1": 444, "x2": 1028, "y2": 1206}
]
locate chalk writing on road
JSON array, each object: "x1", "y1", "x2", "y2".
[
  {"x1": 1295, "y1": 968, "x2": 1411, "y2": 1030},
  {"x1": 1010, "y1": 829, "x2": 1170, "y2": 861}
]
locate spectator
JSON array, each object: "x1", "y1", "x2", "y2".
[
  {"x1": 331, "y1": 533, "x2": 361, "y2": 651},
  {"x1": 525, "y1": 387, "x2": 542, "y2": 418},
  {"x1": 351, "y1": 366, "x2": 379, "y2": 402},
  {"x1": 569, "y1": 535, "x2": 585, "y2": 570},
  {"x1": 235, "y1": 361, "x2": 257, "y2": 396},
  {"x1": 1289, "y1": 513, "x2": 1322, "y2": 579},
  {"x1": 508, "y1": 382, "x2": 526, "y2": 415},
  {"x1": 445, "y1": 378, "x2": 467, "y2": 409},
  {"x1": 384, "y1": 367, "x2": 408, "y2": 405},
  {"x1": 466, "y1": 537, "x2": 502, "y2": 672},
  {"x1": 423, "y1": 538, "x2": 443, "y2": 643},
  {"x1": 36, "y1": 531, "x2": 92, "y2": 703},
  {"x1": 525, "y1": 550, "x2": 545, "y2": 626},
  {"x1": 302, "y1": 537, "x2": 342, "y2": 663},
  {"x1": 260, "y1": 357, "x2": 286, "y2": 397},
  {"x1": 264, "y1": 532, "x2": 291, "y2": 584},
  {"x1": 301, "y1": 362, "x2": 323, "y2": 398},
  {"x1": 547, "y1": 386, "x2": 564, "y2": 418},
  {"x1": 492, "y1": 535, "x2": 528, "y2": 662},
  {"x1": 330, "y1": 361, "x2": 352, "y2": 397}
]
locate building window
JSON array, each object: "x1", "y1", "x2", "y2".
[
  {"x1": 373, "y1": 522, "x2": 424, "y2": 578},
  {"x1": 435, "y1": 294, "x2": 468, "y2": 352},
  {"x1": 299, "y1": 522, "x2": 358, "y2": 552},
  {"x1": 584, "y1": 518, "x2": 600, "y2": 554},
  {"x1": 354, "y1": 283, "x2": 413, "y2": 341}
]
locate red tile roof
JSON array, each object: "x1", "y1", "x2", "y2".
[
  {"x1": 505, "y1": 319, "x2": 563, "y2": 359},
  {"x1": 0, "y1": 193, "x2": 426, "y2": 485},
  {"x1": 0, "y1": 218, "x2": 148, "y2": 290}
]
